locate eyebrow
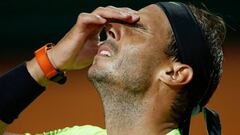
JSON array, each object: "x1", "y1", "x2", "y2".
[{"x1": 110, "y1": 20, "x2": 148, "y2": 31}]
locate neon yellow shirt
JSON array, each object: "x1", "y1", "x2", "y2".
[{"x1": 24, "y1": 125, "x2": 180, "y2": 135}]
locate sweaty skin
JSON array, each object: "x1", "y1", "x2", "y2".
[
  {"x1": 0, "y1": 6, "x2": 140, "y2": 135},
  {"x1": 1, "y1": 4, "x2": 193, "y2": 135},
  {"x1": 88, "y1": 4, "x2": 192, "y2": 135}
]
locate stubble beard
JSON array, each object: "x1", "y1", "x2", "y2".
[{"x1": 88, "y1": 64, "x2": 151, "y2": 132}]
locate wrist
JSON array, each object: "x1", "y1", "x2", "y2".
[
  {"x1": 26, "y1": 58, "x2": 50, "y2": 87},
  {"x1": 34, "y1": 43, "x2": 67, "y2": 85},
  {"x1": 47, "y1": 46, "x2": 64, "y2": 71}
]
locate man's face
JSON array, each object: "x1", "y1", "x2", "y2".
[{"x1": 88, "y1": 4, "x2": 172, "y2": 92}]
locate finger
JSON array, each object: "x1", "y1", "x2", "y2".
[
  {"x1": 59, "y1": 13, "x2": 106, "y2": 51},
  {"x1": 95, "y1": 6, "x2": 139, "y2": 22},
  {"x1": 106, "y1": 6, "x2": 139, "y2": 21},
  {"x1": 77, "y1": 13, "x2": 107, "y2": 25},
  {"x1": 107, "y1": 7, "x2": 139, "y2": 22},
  {"x1": 109, "y1": 6, "x2": 138, "y2": 14},
  {"x1": 92, "y1": 6, "x2": 140, "y2": 23}
]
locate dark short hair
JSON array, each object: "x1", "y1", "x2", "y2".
[{"x1": 164, "y1": 4, "x2": 226, "y2": 124}]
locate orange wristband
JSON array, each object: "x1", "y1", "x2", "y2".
[
  {"x1": 35, "y1": 43, "x2": 57, "y2": 79},
  {"x1": 34, "y1": 43, "x2": 66, "y2": 84}
]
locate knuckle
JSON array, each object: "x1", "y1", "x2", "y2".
[
  {"x1": 95, "y1": 6, "x2": 104, "y2": 12},
  {"x1": 77, "y1": 13, "x2": 91, "y2": 23},
  {"x1": 122, "y1": 7, "x2": 131, "y2": 10},
  {"x1": 78, "y1": 13, "x2": 87, "y2": 19},
  {"x1": 106, "y1": 5, "x2": 114, "y2": 8},
  {"x1": 122, "y1": 7, "x2": 136, "y2": 12}
]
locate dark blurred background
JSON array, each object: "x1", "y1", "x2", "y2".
[
  {"x1": 0, "y1": 0, "x2": 239, "y2": 134},
  {"x1": 0, "y1": 0, "x2": 239, "y2": 60}
]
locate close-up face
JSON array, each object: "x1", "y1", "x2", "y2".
[{"x1": 88, "y1": 4, "x2": 173, "y2": 92}]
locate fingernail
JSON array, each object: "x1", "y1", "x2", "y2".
[
  {"x1": 131, "y1": 14, "x2": 140, "y2": 21},
  {"x1": 96, "y1": 15, "x2": 102, "y2": 19},
  {"x1": 96, "y1": 15, "x2": 106, "y2": 23}
]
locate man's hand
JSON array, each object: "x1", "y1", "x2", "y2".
[
  {"x1": 27, "y1": 6, "x2": 139, "y2": 86},
  {"x1": 2, "y1": 6, "x2": 139, "y2": 134},
  {"x1": 48, "y1": 6, "x2": 140, "y2": 71}
]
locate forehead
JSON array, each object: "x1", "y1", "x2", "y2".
[{"x1": 137, "y1": 4, "x2": 172, "y2": 41}]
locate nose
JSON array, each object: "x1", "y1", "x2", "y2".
[{"x1": 105, "y1": 23, "x2": 121, "y2": 41}]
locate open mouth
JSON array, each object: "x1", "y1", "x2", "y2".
[
  {"x1": 99, "y1": 50, "x2": 111, "y2": 57},
  {"x1": 97, "y1": 43, "x2": 113, "y2": 57}
]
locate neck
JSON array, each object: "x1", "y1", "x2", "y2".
[{"x1": 99, "y1": 87, "x2": 177, "y2": 135}]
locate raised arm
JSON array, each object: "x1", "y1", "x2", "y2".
[{"x1": 0, "y1": 6, "x2": 139, "y2": 134}]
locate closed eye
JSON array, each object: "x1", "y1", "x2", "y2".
[{"x1": 110, "y1": 20, "x2": 148, "y2": 32}]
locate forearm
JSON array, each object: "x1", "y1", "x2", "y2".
[
  {"x1": 0, "y1": 6, "x2": 139, "y2": 134},
  {"x1": 0, "y1": 62, "x2": 46, "y2": 133},
  {"x1": 26, "y1": 58, "x2": 50, "y2": 87},
  {"x1": 0, "y1": 57, "x2": 54, "y2": 135}
]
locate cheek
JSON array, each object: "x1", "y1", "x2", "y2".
[
  {"x1": 115, "y1": 45, "x2": 141, "y2": 69},
  {"x1": 122, "y1": 28, "x2": 148, "y2": 44},
  {"x1": 115, "y1": 35, "x2": 162, "y2": 75},
  {"x1": 113, "y1": 46, "x2": 157, "y2": 91},
  {"x1": 113, "y1": 28, "x2": 164, "y2": 84},
  {"x1": 114, "y1": 44, "x2": 156, "y2": 79}
]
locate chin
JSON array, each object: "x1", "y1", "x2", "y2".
[
  {"x1": 88, "y1": 58, "x2": 114, "y2": 85},
  {"x1": 90, "y1": 55, "x2": 113, "y2": 71}
]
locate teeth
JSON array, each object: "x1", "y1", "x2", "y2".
[{"x1": 100, "y1": 50, "x2": 111, "y2": 57}]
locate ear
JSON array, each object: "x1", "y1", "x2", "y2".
[{"x1": 158, "y1": 62, "x2": 193, "y2": 86}]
